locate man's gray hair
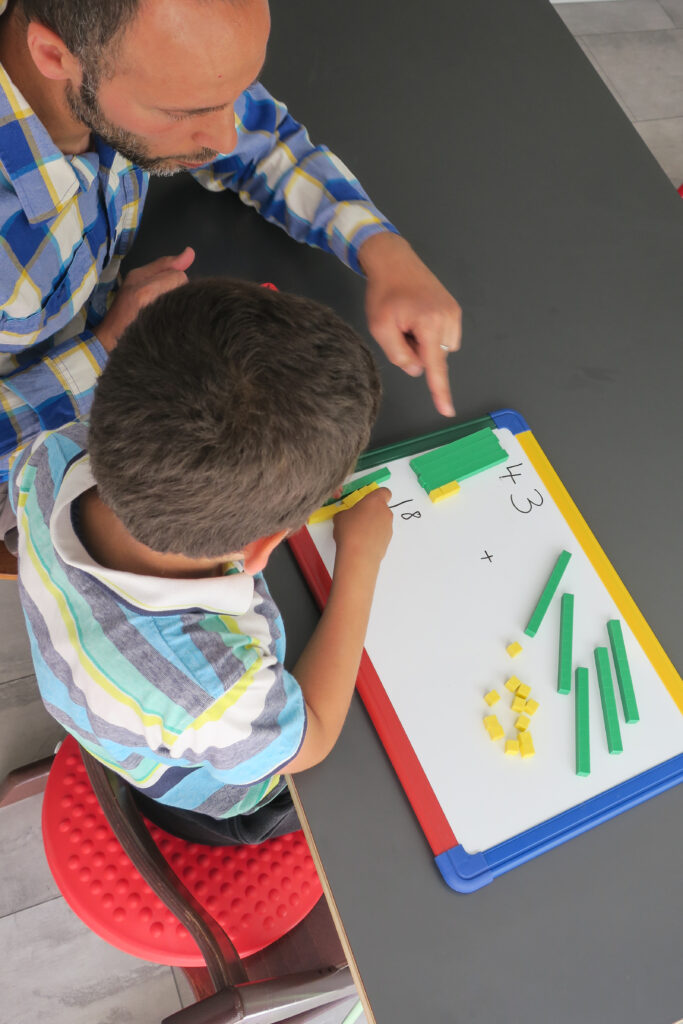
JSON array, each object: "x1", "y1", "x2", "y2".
[{"x1": 15, "y1": 0, "x2": 139, "y2": 69}]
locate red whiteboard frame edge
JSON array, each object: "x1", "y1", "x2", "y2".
[{"x1": 288, "y1": 525, "x2": 457, "y2": 857}]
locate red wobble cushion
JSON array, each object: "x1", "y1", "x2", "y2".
[{"x1": 42, "y1": 735, "x2": 322, "y2": 965}]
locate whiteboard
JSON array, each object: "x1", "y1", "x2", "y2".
[{"x1": 306, "y1": 425, "x2": 683, "y2": 855}]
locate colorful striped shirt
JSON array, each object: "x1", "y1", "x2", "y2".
[
  {"x1": 9, "y1": 421, "x2": 307, "y2": 818},
  {"x1": 0, "y1": 26, "x2": 397, "y2": 481}
]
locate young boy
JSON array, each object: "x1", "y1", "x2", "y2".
[{"x1": 9, "y1": 279, "x2": 392, "y2": 844}]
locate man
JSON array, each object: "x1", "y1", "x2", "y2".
[{"x1": 0, "y1": 0, "x2": 462, "y2": 513}]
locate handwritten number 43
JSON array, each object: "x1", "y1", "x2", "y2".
[{"x1": 500, "y1": 463, "x2": 544, "y2": 515}]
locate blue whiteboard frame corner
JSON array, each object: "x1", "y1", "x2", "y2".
[
  {"x1": 490, "y1": 408, "x2": 531, "y2": 434},
  {"x1": 436, "y1": 752, "x2": 683, "y2": 892},
  {"x1": 435, "y1": 845, "x2": 494, "y2": 893}
]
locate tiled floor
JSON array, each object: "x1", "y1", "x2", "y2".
[
  {"x1": 0, "y1": 787, "x2": 185, "y2": 1023},
  {"x1": 0, "y1": 3, "x2": 678, "y2": 1021},
  {"x1": 554, "y1": 0, "x2": 683, "y2": 184}
]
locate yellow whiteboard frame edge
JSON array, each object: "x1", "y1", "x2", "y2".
[{"x1": 517, "y1": 430, "x2": 683, "y2": 713}]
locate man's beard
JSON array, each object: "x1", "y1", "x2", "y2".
[{"x1": 65, "y1": 74, "x2": 218, "y2": 176}]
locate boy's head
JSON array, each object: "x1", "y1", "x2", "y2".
[{"x1": 89, "y1": 278, "x2": 381, "y2": 558}]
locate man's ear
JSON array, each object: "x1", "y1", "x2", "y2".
[
  {"x1": 27, "y1": 21, "x2": 82, "y2": 84},
  {"x1": 241, "y1": 530, "x2": 289, "y2": 575}
]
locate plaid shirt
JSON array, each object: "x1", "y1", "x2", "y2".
[{"x1": 0, "y1": 44, "x2": 396, "y2": 482}]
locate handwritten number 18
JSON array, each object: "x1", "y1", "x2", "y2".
[{"x1": 389, "y1": 499, "x2": 422, "y2": 521}]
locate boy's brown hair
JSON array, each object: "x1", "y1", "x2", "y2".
[{"x1": 89, "y1": 279, "x2": 381, "y2": 557}]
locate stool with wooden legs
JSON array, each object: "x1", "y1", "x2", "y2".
[{"x1": 1, "y1": 734, "x2": 355, "y2": 1024}]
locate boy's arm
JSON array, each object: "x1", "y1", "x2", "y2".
[{"x1": 282, "y1": 488, "x2": 394, "y2": 774}]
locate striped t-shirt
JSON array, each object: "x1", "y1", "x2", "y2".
[{"x1": 9, "y1": 421, "x2": 307, "y2": 819}]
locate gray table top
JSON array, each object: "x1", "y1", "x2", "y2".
[{"x1": 130, "y1": 1, "x2": 683, "y2": 1020}]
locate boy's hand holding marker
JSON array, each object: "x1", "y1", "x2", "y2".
[{"x1": 333, "y1": 486, "x2": 394, "y2": 566}]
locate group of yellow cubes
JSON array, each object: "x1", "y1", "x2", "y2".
[{"x1": 483, "y1": 675, "x2": 538, "y2": 759}]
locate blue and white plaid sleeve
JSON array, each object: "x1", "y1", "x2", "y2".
[
  {"x1": 0, "y1": 326, "x2": 108, "y2": 481},
  {"x1": 0, "y1": 53, "x2": 147, "y2": 483},
  {"x1": 0, "y1": 192, "x2": 118, "y2": 484},
  {"x1": 190, "y1": 82, "x2": 400, "y2": 274}
]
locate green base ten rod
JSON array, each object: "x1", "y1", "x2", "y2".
[{"x1": 525, "y1": 550, "x2": 572, "y2": 638}]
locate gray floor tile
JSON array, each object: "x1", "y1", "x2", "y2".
[
  {"x1": 0, "y1": 897, "x2": 181, "y2": 1024},
  {"x1": 318, "y1": 996, "x2": 366, "y2": 1023},
  {"x1": 0, "y1": 674, "x2": 65, "y2": 781},
  {"x1": 555, "y1": 0, "x2": 674, "y2": 34},
  {"x1": 0, "y1": 792, "x2": 59, "y2": 919},
  {"x1": 576, "y1": 38, "x2": 638, "y2": 116},
  {"x1": 287, "y1": 996, "x2": 367, "y2": 1023},
  {"x1": 170, "y1": 966, "x2": 194, "y2": 1009},
  {"x1": 634, "y1": 116, "x2": 683, "y2": 181},
  {"x1": 658, "y1": 0, "x2": 683, "y2": 25},
  {"x1": 171, "y1": 966, "x2": 366, "y2": 1022},
  {"x1": 0, "y1": 580, "x2": 35, "y2": 685},
  {"x1": 581, "y1": 29, "x2": 683, "y2": 120}
]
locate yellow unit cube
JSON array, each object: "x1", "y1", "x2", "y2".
[
  {"x1": 511, "y1": 695, "x2": 526, "y2": 713},
  {"x1": 505, "y1": 739, "x2": 520, "y2": 756},
  {"x1": 514, "y1": 714, "x2": 531, "y2": 732},
  {"x1": 517, "y1": 683, "x2": 531, "y2": 700},
  {"x1": 483, "y1": 715, "x2": 504, "y2": 741},
  {"x1": 519, "y1": 732, "x2": 535, "y2": 758},
  {"x1": 506, "y1": 641, "x2": 523, "y2": 658},
  {"x1": 484, "y1": 690, "x2": 500, "y2": 707},
  {"x1": 525, "y1": 698, "x2": 540, "y2": 716},
  {"x1": 505, "y1": 676, "x2": 521, "y2": 693},
  {"x1": 428, "y1": 480, "x2": 461, "y2": 504}
]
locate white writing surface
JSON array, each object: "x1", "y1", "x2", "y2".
[{"x1": 307, "y1": 427, "x2": 683, "y2": 853}]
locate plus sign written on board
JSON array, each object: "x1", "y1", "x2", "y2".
[{"x1": 481, "y1": 550, "x2": 493, "y2": 563}]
